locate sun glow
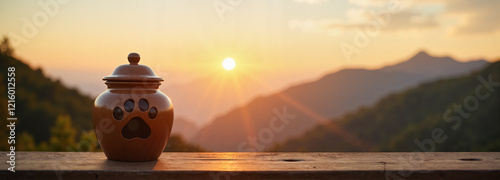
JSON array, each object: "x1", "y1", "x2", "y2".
[{"x1": 222, "y1": 57, "x2": 236, "y2": 71}]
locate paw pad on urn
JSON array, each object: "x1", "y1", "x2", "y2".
[{"x1": 112, "y1": 98, "x2": 158, "y2": 139}]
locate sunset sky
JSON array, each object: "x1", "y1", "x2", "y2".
[{"x1": 1, "y1": 0, "x2": 499, "y2": 98}]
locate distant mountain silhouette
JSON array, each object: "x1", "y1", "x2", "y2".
[
  {"x1": 171, "y1": 117, "x2": 200, "y2": 140},
  {"x1": 274, "y1": 61, "x2": 499, "y2": 152},
  {"x1": 161, "y1": 72, "x2": 274, "y2": 126},
  {"x1": 382, "y1": 51, "x2": 487, "y2": 79},
  {"x1": 190, "y1": 51, "x2": 489, "y2": 151}
]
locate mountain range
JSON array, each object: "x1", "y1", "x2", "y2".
[
  {"x1": 161, "y1": 71, "x2": 275, "y2": 127},
  {"x1": 171, "y1": 117, "x2": 200, "y2": 140},
  {"x1": 274, "y1": 61, "x2": 499, "y2": 151},
  {"x1": 190, "y1": 51, "x2": 489, "y2": 151}
]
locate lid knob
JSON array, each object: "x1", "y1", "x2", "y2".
[{"x1": 128, "y1": 52, "x2": 140, "y2": 65}]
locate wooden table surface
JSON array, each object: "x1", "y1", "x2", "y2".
[{"x1": 1, "y1": 152, "x2": 499, "y2": 179}]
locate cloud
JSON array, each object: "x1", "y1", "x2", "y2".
[
  {"x1": 406, "y1": 0, "x2": 500, "y2": 35},
  {"x1": 384, "y1": 10, "x2": 439, "y2": 31},
  {"x1": 289, "y1": 0, "x2": 435, "y2": 36},
  {"x1": 289, "y1": 8, "x2": 439, "y2": 37},
  {"x1": 289, "y1": 19, "x2": 337, "y2": 35},
  {"x1": 442, "y1": 0, "x2": 500, "y2": 35},
  {"x1": 289, "y1": 0, "x2": 499, "y2": 36},
  {"x1": 347, "y1": 0, "x2": 386, "y2": 7},
  {"x1": 293, "y1": 0, "x2": 329, "y2": 5}
]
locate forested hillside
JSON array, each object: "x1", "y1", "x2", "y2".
[
  {"x1": 0, "y1": 38, "x2": 205, "y2": 152},
  {"x1": 274, "y1": 62, "x2": 500, "y2": 152},
  {"x1": 0, "y1": 39, "x2": 93, "y2": 150}
]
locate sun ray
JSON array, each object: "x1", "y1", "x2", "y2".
[
  {"x1": 229, "y1": 72, "x2": 257, "y2": 147},
  {"x1": 239, "y1": 70, "x2": 374, "y2": 150},
  {"x1": 192, "y1": 71, "x2": 224, "y2": 120},
  {"x1": 206, "y1": 72, "x2": 229, "y2": 124}
]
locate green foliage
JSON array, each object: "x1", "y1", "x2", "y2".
[
  {"x1": 48, "y1": 115, "x2": 77, "y2": 151},
  {"x1": 0, "y1": 35, "x2": 14, "y2": 56},
  {"x1": 74, "y1": 130, "x2": 100, "y2": 152},
  {"x1": 17, "y1": 132, "x2": 36, "y2": 151},
  {"x1": 164, "y1": 135, "x2": 207, "y2": 152},
  {"x1": 0, "y1": 35, "x2": 93, "y2": 150},
  {"x1": 277, "y1": 62, "x2": 500, "y2": 152},
  {"x1": 0, "y1": 71, "x2": 9, "y2": 150},
  {"x1": 0, "y1": 53, "x2": 94, "y2": 145}
]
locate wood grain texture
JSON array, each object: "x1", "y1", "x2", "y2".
[{"x1": 1, "y1": 152, "x2": 499, "y2": 179}]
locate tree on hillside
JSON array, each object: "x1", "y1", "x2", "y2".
[
  {"x1": 0, "y1": 36, "x2": 14, "y2": 150},
  {"x1": 49, "y1": 115, "x2": 77, "y2": 151},
  {"x1": 74, "y1": 130, "x2": 100, "y2": 152},
  {"x1": 164, "y1": 135, "x2": 207, "y2": 152},
  {"x1": 0, "y1": 36, "x2": 14, "y2": 56},
  {"x1": 17, "y1": 132, "x2": 37, "y2": 151}
]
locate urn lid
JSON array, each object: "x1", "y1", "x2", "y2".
[{"x1": 103, "y1": 53, "x2": 164, "y2": 82}]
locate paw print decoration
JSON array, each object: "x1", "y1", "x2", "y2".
[
  {"x1": 113, "y1": 98, "x2": 157, "y2": 139},
  {"x1": 93, "y1": 53, "x2": 174, "y2": 162}
]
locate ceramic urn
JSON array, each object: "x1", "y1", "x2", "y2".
[{"x1": 93, "y1": 53, "x2": 174, "y2": 162}]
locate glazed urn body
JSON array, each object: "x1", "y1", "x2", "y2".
[{"x1": 93, "y1": 53, "x2": 173, "y2": 162}]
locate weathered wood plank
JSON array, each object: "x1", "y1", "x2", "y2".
[{"x1": 1, "y1": 152, "x2": 499, "y2": 179}]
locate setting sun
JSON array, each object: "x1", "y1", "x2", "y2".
[{"x1": 222, "y1": 57, "x2": 236, "y2": 71}]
